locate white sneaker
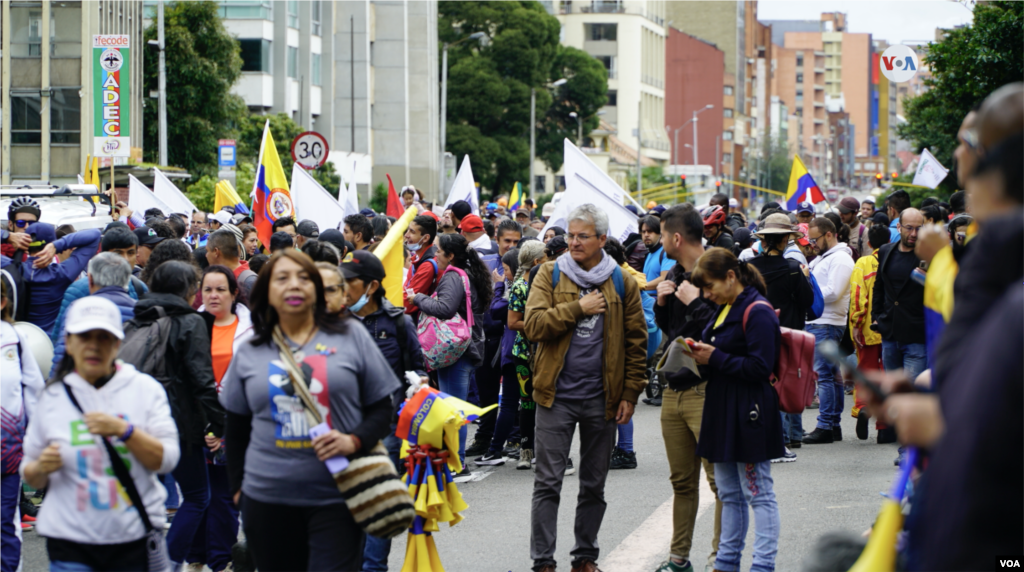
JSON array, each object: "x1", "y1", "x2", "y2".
[
  {"x1": 771, "y1": 447, "x2": 797, "y2": 463},
  {"x1": 185, "y1": 563, "x2": 204, "y2": 572},
  {"x1": 564, "y1": 458, "x2": 576, "y2": 476},
  {"x1": 517, "y1": 448, "x2": 534, "y2": 470}
]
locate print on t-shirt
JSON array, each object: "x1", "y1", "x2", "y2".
[
  {"x1": 268, "y1": 354, "x2": 330, "y2": 448},
  {"x1": 575, "y1": 288, "x2": 600, "y2": 337}
]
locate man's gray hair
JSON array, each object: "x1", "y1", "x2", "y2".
[
  {"x1": 567, "y1": 204, "x2": 609, "y2": 236},
  {"x1": 88, "y1": 252, "x2": 132, "y2": 289}
]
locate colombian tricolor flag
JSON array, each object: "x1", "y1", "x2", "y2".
[
  {"x1": 785, "y1": 156, "x2": 825, "y2": 210},
  {"x1": 509, "y1": 182, "x2": 523, "y2": 212},
  {"x1": 214, "y1": 180, "x2": 249, "y2": 216},
  {"x1": 251, "y1": 121, "x2": 294, "y2": 248}
]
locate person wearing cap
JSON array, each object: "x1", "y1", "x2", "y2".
[
  {"x1": 359, "y1": 207, "x2": 377, "y2": 219},
  {"x1": 208, "y1": 210, "x2": 232, "y2": 233},
  {"x1": 318, "y1": 228, "x2": 349, "y2": 261},
  {"x1": 796, "y1": 201, "x2": 815, "y2": 225},
  {"x1": 340, "y1": 251, "x2": 427, "y2": 571},
  {"x1": 459, "y1": 214, "x2": 497, "y2": 255},
  {"x1": 448, "y1": 200, "x2": 473, "y2": 230},
  {"x1": 230, "y1": 212, "x2": 251, "y2": 227},
  {"x1": 133, "y1": 225, "x2": 168, "y2": 274},
  {"x1": 2, "y1": 197, "x2": 42, "y2": 261},
  {"x1": 838, "y1": 196, "x2": 868, "y2": 256},
  {"x1": 515, "y1": 209, "x2": 538, "y2": 237},
  {"x1": 1, "y1": 278, "x2": 44, "y2": 568},
  {"x1": 294, "y1": 220, "x2": 320, "y2": 249},
  {"x1": 725, "y1": 198, "x2": 747, "y2": 231},
  {"x1": 21, "y1": 296, "x2": 180, "y2": 572},
  {"x1": 403, "y1": 215, "x2": 439, "y2": 319},
  {"x1": 205, "y1": 230, "x2": 258, "y2": 301},
  {"x1": 0, "y1": 223, "x2": 102, "y2": 335},
  {"x1": 343, "y1": 214, "x2": 374, "y2": 251}
]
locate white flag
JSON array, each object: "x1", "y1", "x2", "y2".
[
  {"x1": 911, "y1": 148, "x2": 949, "y2": 190},
  {"x1": 444, "y1": 155, "x2": 479, "y2": 213},
  {"x1": 292, "y1": 163, "x2": 347, "y2": 231},
  {"x1": 342, "y1": 160, "x2": 360, "y2": 217},
  {"x1": 563, "y1": 139, "x2": 625, "y2": 203},
  {"x1": 153, "y1": 169, "x2": 198, "y2": 215},
  {"x1": 128, "y1": 175, "x2": 174, "y2": 228}
]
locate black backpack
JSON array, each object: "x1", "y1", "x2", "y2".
[
  {"x1": 118, "y1": 307, "x2": 191, "y2": 437},
  {"x1": 1, "y1": 256, "x2": 31, "y2": 322}
]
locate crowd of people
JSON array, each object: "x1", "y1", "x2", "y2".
[{"x1": 0, "y1": 82, "x2": 1020, "y2": 572}]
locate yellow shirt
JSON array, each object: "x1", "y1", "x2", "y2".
[{"x1": 714, "y1": 304, "x2": 732, "y2": 329}]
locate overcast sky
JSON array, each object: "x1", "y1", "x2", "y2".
[{"x1": 758, "y1": 1, "x2": 975, "y2": 45}]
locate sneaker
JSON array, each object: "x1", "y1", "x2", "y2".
[
  {"x1": 642, "y1": 397, "x2": 663, "y2": 406},
  {"x1": 787, "y1": 440, "x2": 802, "y2": 449},
  {"x1": 518, "y1": 448, "x2": 534, "y2": 470},
  {"x1": 453, "y1": 466, "x2": 473, "y2": 482},
  {"x1": 856, "y1": 411, "x2": 869, "y2": 440},
  {"x1": 20, "y1": 499, "x2": 38, "y2": 518},
  {"x1": 20, "y1": 522, "x2": 32, "y2": 531},
  {"x1": 21, "y1": 514, "x2": 36, "y2": 523},
  {"x1": 473, "y1": 451, "x2": 506, "y2": 466},
  {"x1": 877, "y1": 427, "x2": 897, "y2": 444},
  {"x1": 808, "y1": 397, "x2": 819, "y2": 409},
  {"x1": 803, "y1": 427, "x2": 834, "y2": 444},
  {"x1": 465, "y1": 438, "x2": 489, "y2": 457},
  {"x1": 771, "y1": 447, "x2": 797, "y2": 463},
  {"x1": 564, "y1": 458, "x2": 576, "y2": 476},
  {"x1": 186, "y1": 563, "x2": 204, "y2": 572},
  {"x1": 502, "y1": 442, "x2": 521, "y2": 458},
  {"x1": 610, "y1": 448, "x2": 637, "y2": 470},
  {"x1": 655, "y1": 559, "x2": 694, "y2": 572},
  {"x1": 832, "y1": 425, "x2": 843, "y2": 441}
]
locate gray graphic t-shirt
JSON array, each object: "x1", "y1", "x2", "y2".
[{"x1": 555, "y1": 286, "x2": 606, "y2": 400}]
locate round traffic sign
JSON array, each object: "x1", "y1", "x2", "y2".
[{"x1": 290, "y1": 131, "x2": 330, "y2": 170}]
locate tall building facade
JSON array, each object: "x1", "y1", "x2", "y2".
[
  {"x1": 664, "y1": 28, "x2": 724, "y2": 170},
  {"x1": 2, "y1": 0, "x2": 145, "y2": 185},
  {"x1": 552, "y1": 0, "x2": 671, "y2": 165}
]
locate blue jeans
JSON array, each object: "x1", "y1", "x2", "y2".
[
  {"x1": 166, "y1": 445, "x2": 211, "y2": 564},
  {"x1": 186, "y1": 464, "x2": 239, "y2": 571},
  {"x1": 807, "y1": 324, "x2": 845, "y2": 430},
  {"x1": 1, "y1": 474, "x2": 20, "y2": 572},
  {"x1": 616, "y1": 419, "x2": 634, "y2": 452},
  {"x1": 438, "y1": 354, "x2": 474, "y2": 465},
  {"x1": 780, "y1": 413, "x2": 803, "y2": 444},
  {"x1": 362, "y1": 429, "x2": 403, "y2": 571},
  {"x1": 162, "y1": 472, "x2": 180, "y2": 509},
  {"x1": 881, "y1": 341, "x2": 927, "y2": 382},
  {"x1": 713, "y1": 461, "x2": 779, "y2": 572}
]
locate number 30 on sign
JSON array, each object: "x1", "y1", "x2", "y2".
[{"x1": 290, "y1": 132, "x2": 330, "y2": 170}]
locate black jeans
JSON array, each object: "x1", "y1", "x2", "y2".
[
  {"x1": 474, "y1": 337, "x2": 504, "y2": 443},
  {"x1": 241, "y1": 495, "x2": 364, "y2": 572}
]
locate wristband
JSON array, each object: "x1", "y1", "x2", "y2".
[{"x1": 120, "y1": 423, "x2": 134, "y2": 442}]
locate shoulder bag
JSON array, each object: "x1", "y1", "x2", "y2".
[{"x1": 415, "y1": 266, "x2": 474, "y2": 371}]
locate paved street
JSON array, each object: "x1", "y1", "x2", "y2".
[{"x1": 20, "y1": 394, "x2": 898, "y2": 572}]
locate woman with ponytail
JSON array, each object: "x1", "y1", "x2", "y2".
[{"x1": 689, "y1": 247, "x2": 783, "y2": 572}]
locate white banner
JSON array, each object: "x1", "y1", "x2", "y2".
[
  {"x1": 292, "y1": 162, "x2": 347, "y2": 231},
  {"x1": 911, "y1": 148, "x2": 949, "y2": 190},
  {"x1": 443, "y1": 155, "x2": 479, "y2": 213},
  {"x1": 563, "y1": 138, "x2": 624, "y2": 204},
  {"x1": 127, "y1": 175, "x2": 174, "y2": 227},
  {"x1": 153, "y1": 169, "x2": 197, "y2": 215},
  {"x1": 341, "y1": 159, "x2": 360, "y2": 217}
]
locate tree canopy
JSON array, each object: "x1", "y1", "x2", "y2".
[
  {"x1": 897, "y1": 1, "x2": 1023, "y2": 191},
  {"x1": 440, "y1": 1, "x2": 607, "y2": 195},
  {"x1": 143, "y1": 1, "x2": 247, "y2": 178}
]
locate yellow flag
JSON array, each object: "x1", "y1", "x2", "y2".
[
  {"x1": 214, "y1": 180, "x2": 249, "y2": 215},
  {"x1": 372, "y1": 206, "x2": 418, "y2": 307}
]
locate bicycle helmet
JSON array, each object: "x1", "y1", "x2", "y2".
[
  {"x1": 703, "y1": 205, "x2": 726, "y2": 228},
  {"x1": 8, "y1": 197, "x2": 41, "y2": 221}
]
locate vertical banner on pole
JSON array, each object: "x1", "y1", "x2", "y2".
[{"x1": 93, "y1": 35, "x2": 131, "y2": 160}]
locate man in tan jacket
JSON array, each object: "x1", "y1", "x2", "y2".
[{"x1": 525, "y1": 204, "x2": 648, "y2": 572}]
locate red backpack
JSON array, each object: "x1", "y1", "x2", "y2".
[{"x1": 742, "y1": 300, "x2": 818, "y2": 414}]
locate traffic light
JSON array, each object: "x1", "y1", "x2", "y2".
[
  {"x1": 680, "y1": 174, "x2": 687, "y2": 187},
  {"x1": 875, "y1": 173, "x2": 883, "y2": 182},
  {"x1": 891, "y1": 172, "x2": 898, "y2": 179},
  {"x1": 715, "y1": 179, "x2": 722, "y2": 188},
  {"x1": 701, "y1": 174, "x2": 707, "y2": 187}
]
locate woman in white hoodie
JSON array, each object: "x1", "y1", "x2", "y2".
[
  {"x1": 189, "y1": 266, "x2": 253, "y2": 572},
  {"x1": 20, "y1": 296, "x2": 179, "y2": 571}
]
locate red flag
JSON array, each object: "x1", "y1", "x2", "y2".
[{"x1": 385, "y1": 174, "x2": 405, "y2": 219}]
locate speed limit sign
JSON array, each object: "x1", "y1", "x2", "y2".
[{"x1": 290, "y1": 131, "x2": 330, "y2": 170}]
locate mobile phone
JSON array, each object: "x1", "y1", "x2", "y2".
[{"x1": 817, "y1": 340, "x2": 888, "y2": 401}]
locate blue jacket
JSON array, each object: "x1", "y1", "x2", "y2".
[
  {"x1": 50, "y1": 286, "x2": 137, "y2": 377},
  {"x1": 489, "y1": 281, "x2": 518, "y2": 367},
  {"x1": 697, "y1": 286, "x2": 785, "y2": 464},
  {"x1": 889, "y1": 218, "x2": 900, "y2": 243},
  {"x1": 0, "y1": 229, "x2": 101, "y2": 334},
  {"x1": 50, "y1": 274, "x2": 147, "y2": 347}
]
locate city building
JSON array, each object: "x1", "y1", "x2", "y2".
[
  {"x1": 549, "y1": 0, "x2": 671, "y2": 169},
  {"x1": 3, "y1": 0, "x2": 145, "y2": 185},
  {"x1": 664, "y1": 28, "x2": 724, "y2": 170},
  {"x1": 772, "y1": 41, "x2": 828, "y2": 176}
]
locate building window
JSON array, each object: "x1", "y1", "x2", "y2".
[
  {"x1": 606, "y1": 90, "x2": 617, "y2": 107},
  {"x1": 723, "y1": 153, "x2": 732, "y2": 164},
  {"x1": 312, "y1": 53, "x2": 322, "y2": 86},
  {"x1": 595, "y1": 55, "x2": 616, "y2": 79},
  {"x1": 586, "y1": 23, "x2": 617, "y2": 41},
  {"x1": 534, "y1": 176, "x2": 546, "y2": 192},
  {"x1": 239, "y1": 39, "x2": 272, "y2": 72},
  {"x1": 287, "y1": 46, "x2": 298, "y2": 78},
  {"x1": 11, "y1": 7, "x2": 43, "y2": 57},
  {"x1": 796, "y1": 53, "x2": 804, "y2": 68},
  {"x1": 51, "y1": 88, "x2": 81, "y2": 144},
  {"x1": 796, "y1": 73, "x2": 804, "y2": 84},
  {"x1": 51, "y1": 2, "x2": 83, "y2": 58},
  {"x1": 590, "y1": 0, "x2": 623, "y2": 13},
  {"x1": 311, "y1": 0, "x2": 321, "y2": 35},
  {"x1": 11, "y1": 94, "x2": 42, "y2": 144},
  {"x1": 218, "y1": 1, "x2": 273, "y2": 20},
  {"x1": 724, "y1": 86, "x2": 734, "y2": 96},
  {"x1": 723, "y1": 109, "x2": 733, "y2": 118},
  {"x1": 287, "y1": 0, "x2": 298, "y2": 28},
  {"x1": 796, "y1": 90, "x2": 804, "y2": 105},
  {"x1": 723, "y1": 131, "x2": 733, "y2": 141},
  {"x1": 556, "y1": 175, "x2": 567, "y2": 191}
]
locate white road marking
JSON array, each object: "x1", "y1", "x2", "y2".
[{"x1": 602, "y1": 467, "x2": 716, "y2": 572}]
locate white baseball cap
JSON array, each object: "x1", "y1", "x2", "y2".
[
  {"x1": 209, "y1": 211, "x2": 233, "y2": 226},
  {"x1": 65, "y1": 297, "x2": 125, "y2": 340},
  {"x1": 728, "y1": 198, "x2": 739, "y2": 208}
]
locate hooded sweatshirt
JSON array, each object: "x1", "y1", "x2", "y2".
[
  {"x1": 1, "y1": 322, "x2": 45, "y2": 474},
  {"x1": 807, "y1": 242, "x2": 855, "y2": 327},
  {"x1": 19, "y1": 363, "x2": 180, "y2": 544}
]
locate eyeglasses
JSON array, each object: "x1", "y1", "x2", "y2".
[
  {"x1": 13, "y1": 220, "x2": 32, "y2": 228},
  {"x1": 900, "y1": 224, "x2": 921, "y2": 234},
  {"x1": 565, "y1": 233, "x2": 594, "y2": 243},
  {"x1": 806, "y1": 234, "x2": 823, "y2": 245}
]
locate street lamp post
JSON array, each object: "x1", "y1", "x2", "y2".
[
  {"x1": 440, "y1": 32, "x2": 488, "y2": 198},
  {"x1": 530, "y1": 78, "x2": 567, "y2": 197},
  {"x1": 691, "y1": 104, "x2": 714, "y2": 166}
]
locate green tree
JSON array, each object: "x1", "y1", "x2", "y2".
[
  {"x1": 143, "y1": 1, "x2": 247, "y2": 177},
  {"x1": 440, "y1": 1, "x2": 607, "y2": 196},
  {"x1": 897, "y1": 1, "x2": 1023, "y2": 191}
]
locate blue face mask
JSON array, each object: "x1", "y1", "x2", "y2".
[{"x1": 348, "y1": 292, "x2": 370, "y2": 313}]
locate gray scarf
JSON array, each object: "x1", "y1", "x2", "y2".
[{"x1": 556, "y1": 250, "x2": 617, "y2": 289}]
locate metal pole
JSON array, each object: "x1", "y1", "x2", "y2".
[
  {"x1": 157, "y1": 1, "x2": 167, "y2": 166},
  {"x1": 673, "y1": 127, "x2": 678, "y2": 167},
  {"x1": 440, "y1": 44, "x2": 449, "y2": 197},
  {"x1": 577, "y1": 115, "x2": 582, "y2": 144},
  {"x1": 692, "y1": 110, "x2": 698, "y2": 166},
  {"x1": 636, "y1": 98, "x2": 642, "y2": 203},
  {"x1": 529, "y1": 88, "x2": 536, "y2": 196},
  {"x1": 716, "y1": 135, "x2": 720, "y2": 177},
  {"x1": 350, "y1": 16, "x2": 355, "y2": 152}
]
